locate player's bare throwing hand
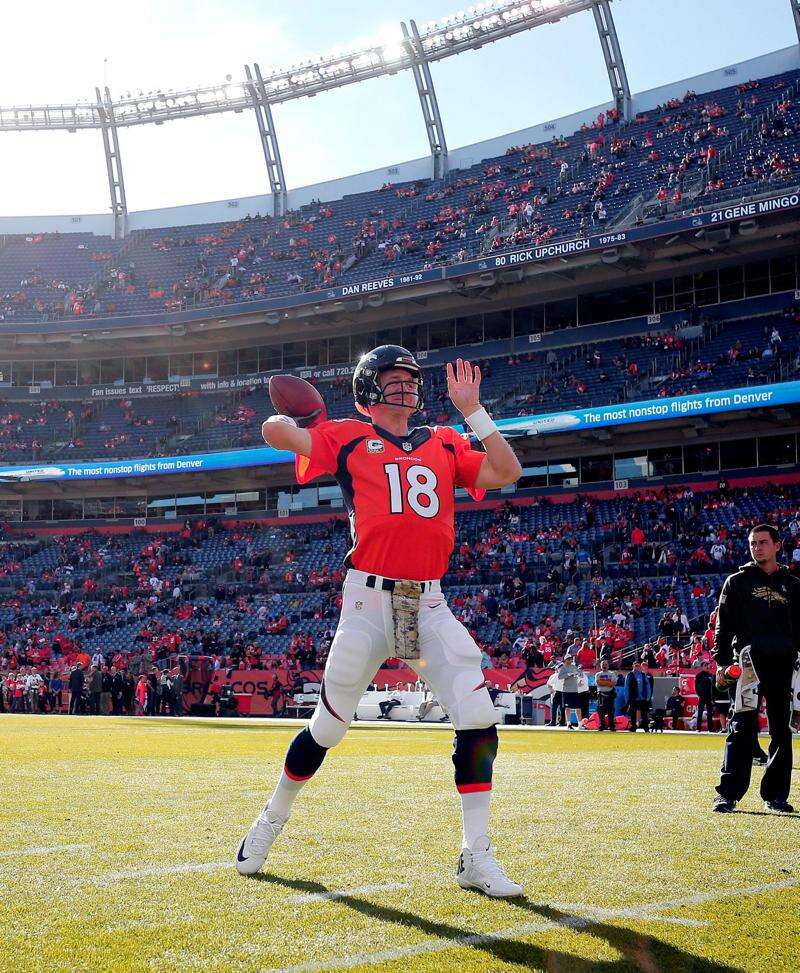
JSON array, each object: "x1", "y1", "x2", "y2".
[{"x1": 237, "y1": 346, "x2": 523, "y2": 897}]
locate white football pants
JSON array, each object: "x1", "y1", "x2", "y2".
[{"x1": 309, "y1": 569, "x2": 497, "y2": 748}]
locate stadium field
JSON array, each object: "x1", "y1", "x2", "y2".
[{"x1": 1, "y1": 716, "x2": 798, "y2": 973}]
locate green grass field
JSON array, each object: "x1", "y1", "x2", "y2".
[{"x1": 1, "y1": 716, "x2": 798, "y2": 973}]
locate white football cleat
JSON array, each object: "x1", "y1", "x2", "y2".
[
  {"x1": 235, "y1": 803, "x2": 286, "y2": 875},
  {"x1": 456, "y1": 836, "x2": 523, "y2": 898}
]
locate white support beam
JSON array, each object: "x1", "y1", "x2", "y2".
[
  {"x1": 792, "y1": 0, "x2": 800, "y2": 44},
  {"x1": 95, "y1": 87, "x2": 128, "y2": 239},
  {"x1": 591, "y1": 0, "x2": 631, "y2": 121},
  {"x1": 402, "y1": 20, "x2": 448, "y2": 180},
  {"x1": 244, "y1": 64, "x2": 288, "y2": 218}
]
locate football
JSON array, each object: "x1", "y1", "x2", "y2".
[{"x1": 268, "y1": 374, "x2": 327, "y2": 427}]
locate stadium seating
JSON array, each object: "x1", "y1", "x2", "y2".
[
  {"x1": 0, "y1": 233, "x2": 121, "y2": 322},
  {"x1": 3, "y1": 69, "x2": 800, "y2": 325},
  {"x1": 0, "y1": 294, "x2": 795, "y2": 463},
  {"x1": 1, "y1": 483, "x2": 798, "y2": 673}
]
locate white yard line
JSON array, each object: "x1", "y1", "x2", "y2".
[
  {"x1": 263, "y1": 875, "x2": 800, "y2": 973},
  {"x1": 0, "y1": 843, "x2": 90, "y2": 858},
  {"x1": 97, "y1": 859, "x2": 231, "y2": 883},
  {"x1": 289, "y1": 885, "x2": 702, "y2": 919},
  {"x1": 264, "y1": 919, "x2": 569, "y2": 973},
  {"x1": 552, "y1": 904, "x2": 706, "y2": 928},
  {"x1": 618, "y1": 876, "x2": 800, "y2": 914},
  {"x1": 289, "y1": 882, "x2": 410, "y2": 904}
]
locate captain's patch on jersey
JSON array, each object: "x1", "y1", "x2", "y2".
[{"x1": 366, "y1": 439, "x2": 385, "y2": 453}]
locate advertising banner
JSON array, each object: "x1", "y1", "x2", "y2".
[{"x1": 1, "y1": 380, "x2": 796, "y2": 482}]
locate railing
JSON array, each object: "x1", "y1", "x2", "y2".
[
  {"x1": 610, "y1": 191, "x2": 645, "y2": 229},
  {"x1": 84, "y1": 229, "x2": 145, "y2": 312}
]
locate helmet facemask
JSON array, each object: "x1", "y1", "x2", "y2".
[
  {"x1": 374, "y1": 369, "x2": 423, "y2": 413},
  {"x1": 352, "y1": 346, "x2": 425, "y2": 417}
]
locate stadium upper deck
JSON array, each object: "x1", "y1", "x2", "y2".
[{"x1": 2, "y1": 47, "x2": 800, "y2": 327}]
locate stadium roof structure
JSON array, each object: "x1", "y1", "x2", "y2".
[{"x1": 0, "y1": 0, "x2": 631, "y2": 236}]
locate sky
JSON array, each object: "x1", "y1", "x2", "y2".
[{"x1": 0, "y1": 0, "x2": 796, "y2": 217}]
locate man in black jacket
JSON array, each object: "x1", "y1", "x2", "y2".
[
  {"x1": 146, "y1": 670, "x2": 159, "y2": 716},
  {"x1": 88, "y1": 665, "x2": 102, "y2": 716},
  {"x1": 694, "y1": 662, "x2": 714, "y2": 732},
  {"x1": 101, "y1": 667, "x2": 113, "y2": 716},
  {"x1": 111, "y1": 667, "x2": 125, "y2": 716},
  {"x1": 712, "y1": 524, "x2": 799, "y2": 814},
  {"x1": 624, "y1": 661, "x2": 653, "y2": 732},
  {"x1": 665, "y1": 685, "x2": 684, "y2": 729},
  {"x1": 68, "y1": 665, "x2": 85, "y2": 715}
]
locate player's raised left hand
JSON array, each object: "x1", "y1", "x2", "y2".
[{"x1": 446, "y1": 358, "x2": 481, "y2": 416}]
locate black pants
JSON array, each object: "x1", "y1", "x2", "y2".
[
  {"x1": 597, "y1": 692, "x2": 616, "y2": 730},
  {"x1": 696, "y1": 696, "x2": 714, "y2": 732},
  {"x1": 379, "y1": 699, "x2": 401, "y2": 719},
  {"x1": 549, "y1": 691, "x2": 565, "y2": 726},
  {"x1": 717, "y1": 663, "x2": 794, "y2": 804},
  {"x1": 628, "y1": 700, "x2": 650, "y2": 731}
]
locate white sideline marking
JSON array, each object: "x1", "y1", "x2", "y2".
[
  {"x1": 264, "y1": 918, "x2": 578, "y2": 972},
  {"x1": 554, "y1": 904, "x2": 706, "y2": 928},
  {"x1": 0, "y1": 843, "x2": 90, "y2": 858},
  {"x1": 622, "y1": 877, "x2": 800, "y2": 914},
  {"x1": 264, "y1": 875, "x2": 800, "y2": 973},
  {"x1": 97, "y1": 859, "x2": 230, "y2": 883},
  {"x1": 97, "y1": 869, "x2": 406, "y2": 896},
  {"x1": 289, "y1": 882, "x2": 410, "y2": 904}
]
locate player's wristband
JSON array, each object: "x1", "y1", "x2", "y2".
[
  {"x1": 266, "y1": 414, "x2": 298, "y2": 427},
  {"x1": 464, "y1": 406, "x2": 498, "y2": 441}
]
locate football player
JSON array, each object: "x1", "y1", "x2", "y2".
[{"x1": 236, "y1": 346, "x2": 523, "y2": 897}]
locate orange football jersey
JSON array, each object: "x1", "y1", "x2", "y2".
[{"x1": 296, "y1": 419, "x2": 486, "y2": 580}]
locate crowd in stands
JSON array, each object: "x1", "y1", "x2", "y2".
[
  {"x1": 650, "y1": 303, "x2": 800, "y2": 400},
  {"x1": 0, "y1": 301, "x2": 797, "y2": 464},
  {"x1": 700, "y1": 79, "x2": 800, "y2": 199},
  {"x1": 2, "y1": 480, "x2": 800, "y2": 717},
  {"x1": 3, "y1": 69, "x2": 800, "y2": 325}
]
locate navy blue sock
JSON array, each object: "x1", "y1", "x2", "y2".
[
  {"x1": 284, "y1": 727, "x2": 328, "y2": 782},
  {"x1": 452, "y1": 726, "x2": 498, "y2": 794}
]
